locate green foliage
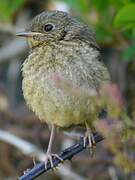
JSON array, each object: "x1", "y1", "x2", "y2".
[
  {"x1": 122, "y1": 44, "x2": 135, "y2": 61},
  {"x1": 114, "y1": 4, "x2": 135, "y2": 30},
  {"x1": 62, "y1": 0, "x2": 90, "y2": 14},
  {"x1": 0, "y1": 0, "x2": 26, "y2": 22},
  {"x1": 60, "y1": 0, "x2": 135, "y2": 61}
]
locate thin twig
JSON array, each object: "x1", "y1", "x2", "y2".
[{"x1": 18, "y1": 132, "x2": 103, "y2": 180}]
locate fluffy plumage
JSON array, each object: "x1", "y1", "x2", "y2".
[
  {"x1": 18, "y1": 10, "x2": 110, "y2": 168},
  {"x1": 22, "y1": 11, "x2": 110, "y2": 129}
]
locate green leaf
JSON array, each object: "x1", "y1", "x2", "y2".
[
  {"x1": 0, "y1": 0, "x2": 26, "y2": 21},
  {"x1": 122, "y1": 44, "x2": 135, "y2": 61},
  {"x1": 114, "y1": 3, "x2": 135, "y2": 30}
]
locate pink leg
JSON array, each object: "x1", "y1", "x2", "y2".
[
  {"x1": 83, "y1": 122, "x2": 96, "y2": 148},
  {"x1": 44, "y1": 125, "x2": 63, "y2": 169}
]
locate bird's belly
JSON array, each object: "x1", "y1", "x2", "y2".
[{"x1": 22, "y1": 74, "x2": 96, "y2": 128}]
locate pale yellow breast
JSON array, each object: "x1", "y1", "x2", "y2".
[{"x1": 22, "y1": 41, "x2": 110, "y2": 128}]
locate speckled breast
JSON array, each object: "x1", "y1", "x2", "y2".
[{"x1": 22, "y1": 41, "x2": 110, "y2": 128}]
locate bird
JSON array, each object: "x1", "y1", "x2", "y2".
[{"x1": 16, "y1": 10, "x2": 110, "y2": 169}]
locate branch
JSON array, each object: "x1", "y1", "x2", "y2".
[
  {"x1": 0, "y1": 130, "x2": 85, "y2": 180},
  {"x1": 19, "y1": 132, "x2": 103, "y2": 180}
]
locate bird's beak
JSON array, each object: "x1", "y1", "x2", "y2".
[{"x1": 16, "y1": 32, "x2": 42, "y2": 37}]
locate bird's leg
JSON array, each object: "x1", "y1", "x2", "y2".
[
  {"x1": 44, "y1": 125, "x2": 63, "y2": 170},
  {"x1": 83, "y1": 122, "x2": 96, "y2": 148}
]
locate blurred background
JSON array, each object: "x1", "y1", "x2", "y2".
[{"x1": 0, "y1": 0, "x2": 135, "y2": 179}]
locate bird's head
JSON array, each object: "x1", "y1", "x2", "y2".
[{"x1": 16, "y1": 10, "x2": 98, "y2": 49}]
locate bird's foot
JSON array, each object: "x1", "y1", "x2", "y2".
[
  {"x1": 44, "y1": 152, "x2": 63, "y2": 170},
  {"x1": 83, "y1": 131, "x2": 96, "y2": 156},
  {"x1": 83, "y1": 130, "x2": 96, "y2": 148}
]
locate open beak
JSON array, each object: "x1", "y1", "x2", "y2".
[{"x1": 16, "y1": 32, "x2": 42, "y2": 37}]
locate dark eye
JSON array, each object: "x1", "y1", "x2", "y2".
[{"x1": 44, "y1": 24, "x2": 54, "y2": 32}]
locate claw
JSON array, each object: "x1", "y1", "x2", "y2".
[
  {"x1": 83, "y1": 129, "x2": 96, "y2": 151},
  {"x1": 44, "y1": 153, "x2": 63, "y2": 170},
  {"x1": 83, "y1": 132, "x2": 96, "y2": 156},
  {"x1": 83, "y1": 122, "x2": 96, "y2": 149},
  {"x1": 83, "y1": 132, "x2": 95, "y2": 148},
  {"x1": 91, "y1": 134, "x2": 96, "y2": 145},
  {"x1": 52, "y1": 153, "x2": 64, "y2": 162}
]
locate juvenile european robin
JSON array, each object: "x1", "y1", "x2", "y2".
[{"x1": 17, "y1": 10, "x2": 110, "y2": 169}]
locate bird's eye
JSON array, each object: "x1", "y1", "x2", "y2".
[{"x1": 44, "y1": 24, "x2": 54, "y2": 32}]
